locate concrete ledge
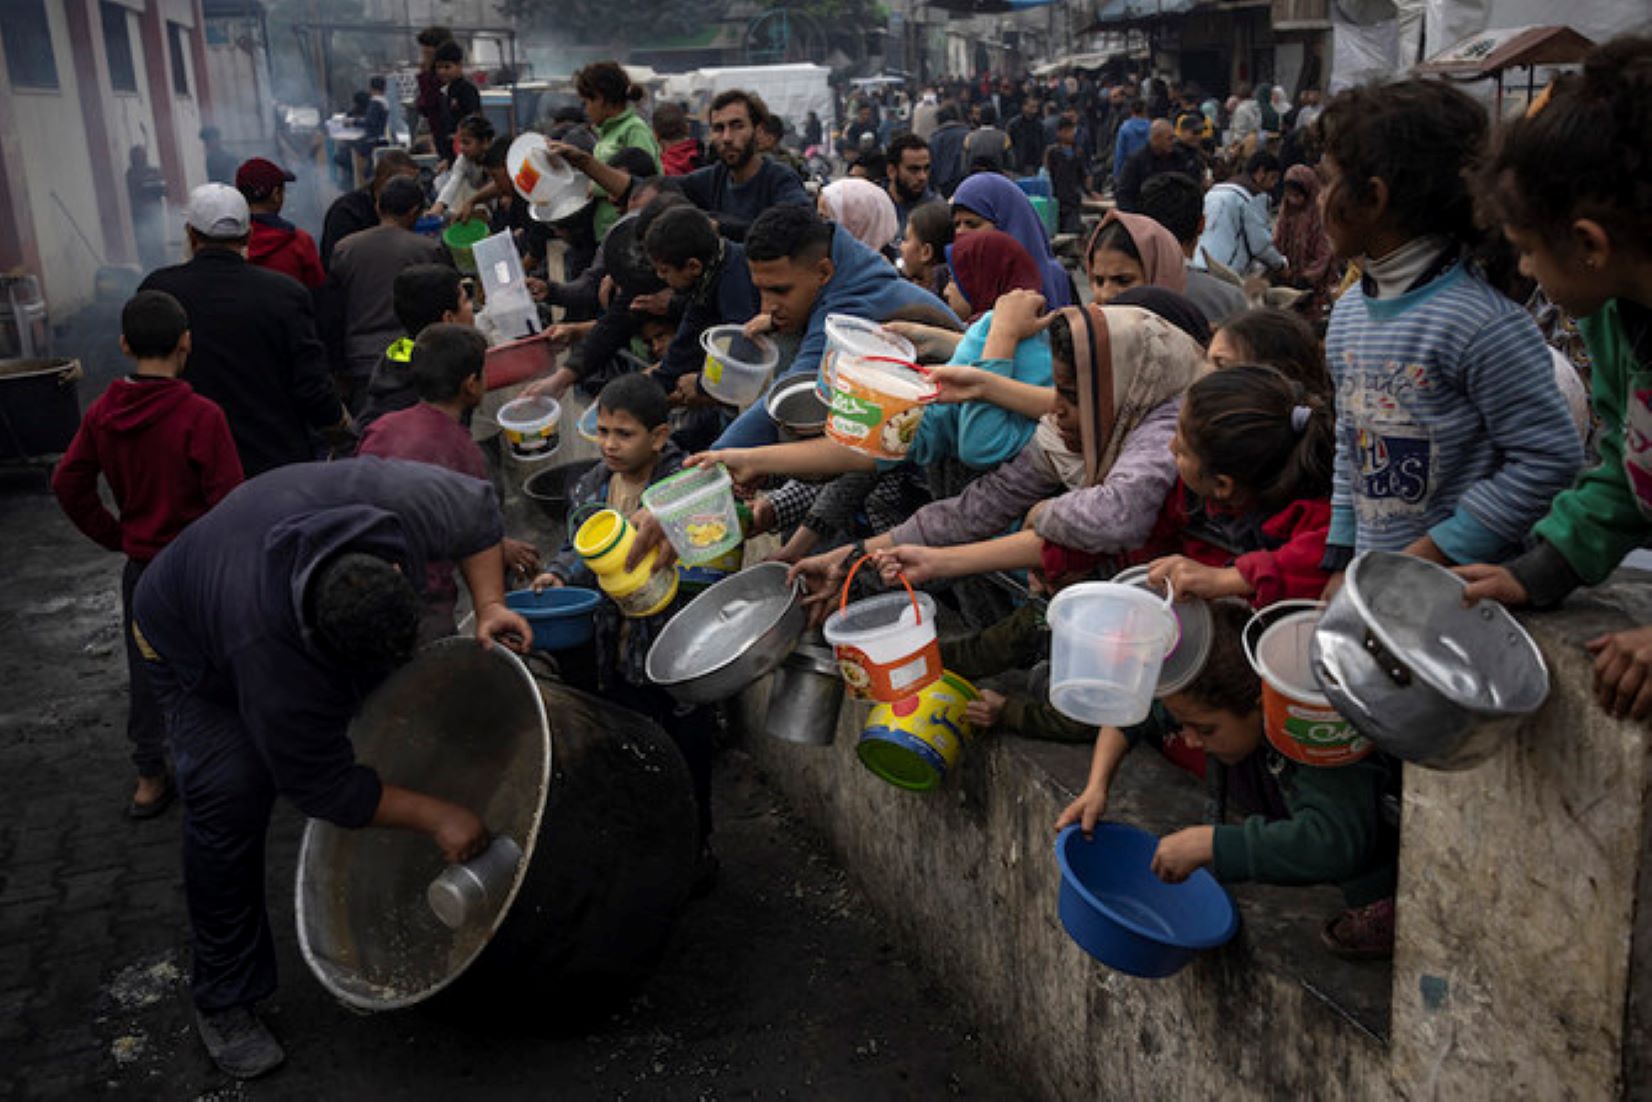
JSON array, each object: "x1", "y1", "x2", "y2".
[{"x1": 733, "y1": 573, "x2": 1652, "y2": 1100}]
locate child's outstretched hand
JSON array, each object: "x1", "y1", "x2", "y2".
[
  {"x1": 1146, "y1": 556, "x2": 1251, "y2": 601},
  {"x1": 1055, "y1": 784, "x2": 1109, "y2": 838},
  {"x1": 688, "y1": 448, "x2": 766, "y2": 491},
  {"x1": 503, "y1": 538, "x2": 540, "y2": 577},
  {"x1": 1150, "y1": 826, "x2": 1215, "y2": 884},
  {"x1": 965, "y1": 689, "x2": 1006, "y2": 731},
  {"x1": 1455, "y1": 564, "x2": 1530, "y2": 608},
  {"x1": 1587, "y1": 625, "x2": 1652, "y2": 721},
  {"x1": 530, "y1": 572, "x2": 564, "y2": 592},
  {"x1": 872, "y1": 544, "x2": 943, "y2": 586},
  {"x1": 927, "y1": 364, "x2": 993, "y2": 405}
]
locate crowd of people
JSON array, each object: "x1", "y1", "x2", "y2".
[{"x1": 45, "y1": 31, "x2": 1652, "y2": 1081}]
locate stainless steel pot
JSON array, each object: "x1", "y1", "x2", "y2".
[
  {"x1": 645, "y1": 562, "x2": 806, "y2": 705},
  {"x1": 766, "y1": 374, "x2": 829, "y2": 443},
  {"x1": 1309, "y1": 551, "x2": 1550, "y2": 771},
  {"x1": 763, "y1": 641, "x2": 844, "y2": 746},
  {"x1": 296, "y1": 638, "x2": 696, "y2": 1013}
]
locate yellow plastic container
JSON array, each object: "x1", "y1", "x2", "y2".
[{"x1": 574, "y1": 509, "x2": 679, "y2": 618}]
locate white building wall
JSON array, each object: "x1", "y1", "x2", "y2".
[
  {"x1": 10, "y1": 2, "x2": 107, "y2": 315},
  {"x1": 161, "y1": 0, "x2": 207, "y2": 190}
]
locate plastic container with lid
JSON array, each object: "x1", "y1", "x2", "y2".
[
  {"x1": 699, "y1": 325, "x2": 779, "y2": 407},
  {"x1": 496, "y1": 396, "x2": 561, "y2": 461},
  {"x1": 857, "y1": 672, "x2": 980, "y2": 792},
  {"x1": 573, "y1": 509, "x2": 679, "y2": 619},
  {"x1": 1045, "y1": 581, "x2": 1178, "y2": 727},
  {"x1": 818, "y1": 314, "x2": 917, "y2": 401},
  {"x1": 823, "y1": 355, "x2": 936, "y2": 461},
  {"x1": 641, "y1": 464, "x2": 744, "y2": 567},
  {"x1": 443, "y1": 218, "x2": 491, "y2": 275}
]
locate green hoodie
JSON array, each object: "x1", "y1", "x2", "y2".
[
  {"x1": 1511, "y1": 299, "x2": 1652, "y2": 605},
  {"x1": 590, "y1": 107, "x2": 660, "y2": 240},
  {"x1": 1212, "y1": 753, "x2": 1396, "y2": 908}
]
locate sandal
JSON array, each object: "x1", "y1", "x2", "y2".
[{"x1": 127, "y1": 775, "x2": 176, "y2": 820}]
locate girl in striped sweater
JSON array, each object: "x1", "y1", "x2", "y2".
[{"x1": 1312, "y1": 79, "x2": 1583, "y2": 577}]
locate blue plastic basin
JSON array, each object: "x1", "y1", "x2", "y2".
[
  {"x1": 505, "y1": 587, "x2": 601, "y2": 651},
  {"x1": 1054, "y1": 823, "x2": 1238, "y2": 978}
]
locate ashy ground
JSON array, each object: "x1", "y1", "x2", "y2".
[{"x1": 0, "y1": 470, "x2": 1028, "y2": 1101}]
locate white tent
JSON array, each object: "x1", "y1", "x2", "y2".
[{"x1": 659, "y1": 63, "x2": 836, "y2": 134}]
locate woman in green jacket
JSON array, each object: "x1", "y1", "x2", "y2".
[
  {"x1": 1459, "y1": 36, "x2": 1652, "y2": 720},
  {"x1": 572, "y1": 61, "x2": 660, "y2": 239}
]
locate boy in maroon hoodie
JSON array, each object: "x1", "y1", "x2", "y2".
[{"x1": 51, "y1": 291, "x2": 244, "y2": 817}]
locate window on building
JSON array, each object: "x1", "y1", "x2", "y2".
[
  {"x1": 167, "y1": 21, "x2": 189, "y2": 97},
  {"x1": 101, "y1": 1, "x2": 137, "y2": 93},
  {"x1": 1, "y1": 0, "x2": 60, "y2": 91}
]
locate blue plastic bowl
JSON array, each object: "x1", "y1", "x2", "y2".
[
  {"x1": 1054, "y1": 823, "x2": 1238, "y2": 978},
  {"x1": 506, "y1": 587, "x2": 601, "y2": 651}
]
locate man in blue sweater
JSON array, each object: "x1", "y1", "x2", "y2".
[
  {"x1": 132, "y1": 459, "x2": 531, "y2": 1079},
  {"x1": 711, "y1": 205, "x2": 959, "y2": 449}
]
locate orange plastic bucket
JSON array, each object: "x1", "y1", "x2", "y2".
[
  {"x1": 822, "y1": 555, "x2": 943, "y2": 702},
  {"x1": 823, "y1": 355, "x2": 936, "y2": 461},
  {"x1": 1242, "y1": 601, "x2": 1372, "y2": 767}
]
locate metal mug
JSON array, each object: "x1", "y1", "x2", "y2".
[{"x1": 426, "y1": 835, "x2": 523, "y2": 930}]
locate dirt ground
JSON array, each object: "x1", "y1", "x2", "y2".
[{"x1": 0, "y1": 469, "x2": 1030, "y2": 1101}]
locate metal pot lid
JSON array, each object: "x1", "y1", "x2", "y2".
[
  {"x1": 783, "y1": 642, "x2": 842, "y2": 677},
  {"x1": 645, "y1": 562, "x2": 801, "y2": 687},
  {"x1": 1338, "y1": 551, "x2": 1549, "y2": 717},
  {"x1": 1111, "y1": 565, "x2": 1214, "y2": 697}
]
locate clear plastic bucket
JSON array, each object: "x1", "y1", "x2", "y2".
[
  {"x1": 496, "y1": 396, "x2": 561, "y2": 461},
  {"x1": 1046, "y1": 581, "x2": 1178, "y2": 726},
  {"x1": 818, "y1": 314, "x2": 917, "y2": 401},
  {"x1": 699, "y1": 325, "x2": 779, "y2": 407},
  {"x1": 641, "y1": 464, "x2": 744, "y2": 566}
]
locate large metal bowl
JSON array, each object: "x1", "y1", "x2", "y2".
[
  {"x1": 1309, "y1": 551, "x2": 1550, "y2": 771},
  {"x1": 646, "y1": 562, "x2": 805, "y2": 705},
  {"x1": 295, "y1": 638, "x2": 695, "y2": 1013}
]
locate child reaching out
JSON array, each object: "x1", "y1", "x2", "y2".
[
  {"x1": 1055, "y1": 601, "x2": 1398, "y2": 959},
  {"x1": 1456, "y1": 37, "x2": 1652, "y2": 720},
  {"x1": 1312, "y1": 79, "x2": 1582, "y2": 575},
  {"x1": 533, "y1": 375, "x2": 717, "y2": 874}
]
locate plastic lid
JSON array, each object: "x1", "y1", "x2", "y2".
[
  {"x1": 834, "y1": 355, "x2": 935, "y2": 401},
  {"x1": 497, "y1": 396, "x2": 560, "y2": 431},
  {"x1": 1110, "y1": 566, "x2": 1214, "y2": 696},
  {"x1": 857, "y1": 729, "x2": 944, "y2": 791},
  {"x1": 574, "y1": 509, "x2": 626, "y2": 560},
  {"x1": 825, "y1": 314, "x2": 917, "y2": 362}
]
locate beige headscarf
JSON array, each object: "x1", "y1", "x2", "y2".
[
  {"x1": 1033, "y1": 303, "x2": 1209, "y2": 490},
  {"x1": 1085, "y1": 210, "x2": 1188, "y2": 296},
  {"x1": 820, "y1": 178, "x2": 900, "y2": 253}
]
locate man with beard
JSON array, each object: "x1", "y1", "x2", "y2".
[
  {"x1": 884, "y1": 133, "x2": 936, "y2": 239},
  {"x1": 568, "y1": 90, "x2": 808, "y2": 243}
]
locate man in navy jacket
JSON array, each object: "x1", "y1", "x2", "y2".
[{"x1": 133, "y1": 459, "x2": 530, "y2": 1079}]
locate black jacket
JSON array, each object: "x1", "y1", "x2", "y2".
[
  {"x1": 1114, "y1": 143, "x2": 1205, "y2": 213},
  {"x1": 320, "y1": 187, "x2": 376, "y2": 270},
  {"x1": 140, "y1": 250, "x2": 343, "y2": 476}
]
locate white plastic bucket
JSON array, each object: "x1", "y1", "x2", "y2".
[
  {"x1": 496, "y1": 396, "x2": 561, "y2": 461},
  {"x1": 1243, "y1": 601, "x2": 1370, "y2": 767},
  {"x1": 699, "y1": 325, "x2": 779, "y2": 407},
  {"x1": 821, "y1": 557, "x2": 942, "y2": 702},
  {"x1": 818, "y1": 314, "x2": 917, "y2": 401},
  {"x1": 640, "y1": 463, "x2": 744, "y2": 566},
  {"x1": 1046, "y1": 582, "x2": 1178, "y2": 726}
]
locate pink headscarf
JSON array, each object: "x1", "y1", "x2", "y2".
[
  {"x1": 1086, "y1": 210, "x2": 1188, "y2": 294},
  {"x1": 821, "y1": 178, "x2": 900, "y2": 253}
]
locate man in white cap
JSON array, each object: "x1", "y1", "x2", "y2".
[{"x1": 139, "y1": 184, "x2": 350, "y2": 475}]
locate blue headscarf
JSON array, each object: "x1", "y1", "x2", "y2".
[{"x1": 951, "y1": 174, "x2": 1072, "y2": 308}]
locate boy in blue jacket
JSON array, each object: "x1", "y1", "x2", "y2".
[{"x1": 713, "y1": 204, "x2": 958, "y2": 449}]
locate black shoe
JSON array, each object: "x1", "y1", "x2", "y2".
[{"x1": 195, "y1": 1004, "x2": 285, "y2": 1080}]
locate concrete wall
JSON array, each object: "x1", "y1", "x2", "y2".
[
  {"x1": 734, "y1": 575, "x2": 1652, "y2": 1100},
  {"x1": 5, "y1": 2, "x2": 107, "y2": 311}
]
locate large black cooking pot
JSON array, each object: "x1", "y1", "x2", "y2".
[{"x1": 295, "y1": 637, "x2": 697, "y2": 1013}]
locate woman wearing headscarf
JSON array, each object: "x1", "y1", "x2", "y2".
[
  {"x1": 1272, "y1": 164, "x2": 1337, "y2": 317},
  {"x1": 788, "y1": 304, "x2": 1208, "y2": 591},
  {"x1": 819, "y1": 178, "x2": 900, "y2": 257},
  {"x1": 1084, "y1": 210, "x2": 1187, "y2": 303},
  {"x1": 950, "y1": 173, "x2": 1075, "y2": 307}
]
